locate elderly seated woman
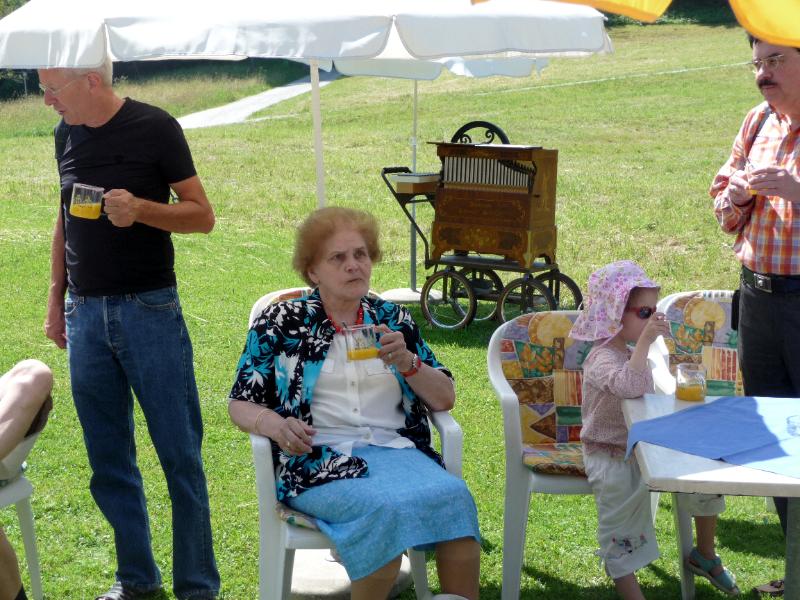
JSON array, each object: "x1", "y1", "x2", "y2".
[{"x1": 228, "y1": 207, "x2": 480, "y2": 600}]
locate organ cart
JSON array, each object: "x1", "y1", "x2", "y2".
[{"x1": 381, "y1": 122, "x2": 582, "y2": 329}]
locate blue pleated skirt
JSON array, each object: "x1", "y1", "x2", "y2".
[{"x1": 286, "y1": 445, "x2": 480, "y2": 580}]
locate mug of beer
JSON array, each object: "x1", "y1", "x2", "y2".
[{"x1": 69, "y1": 183, "x2": 104, "y2": 219}]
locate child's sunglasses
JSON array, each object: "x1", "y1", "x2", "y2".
[{"x1": 625, "y1": 305, "x2": 657, "y2": 319}]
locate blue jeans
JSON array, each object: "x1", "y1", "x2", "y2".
[{"x1": 65, "y1": 287, "x2": 219, "y2": 599}]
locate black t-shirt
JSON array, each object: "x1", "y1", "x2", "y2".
[{"x1": 55, "y1": 98, "x2": 197, "y2": 296}]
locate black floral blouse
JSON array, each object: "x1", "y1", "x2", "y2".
[{"x1": 229, "y1": 289, "x2": 453, "y2": 501}]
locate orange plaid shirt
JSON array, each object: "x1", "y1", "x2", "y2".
[{"x1": 711, "y1": 101, "x2": 800, "y2": 275}]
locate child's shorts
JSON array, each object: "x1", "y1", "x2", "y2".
[{"x1": 584, "y1": 452, "x2": 725, "y2": 579}]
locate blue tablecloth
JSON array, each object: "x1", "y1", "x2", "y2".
[{"x1": 626, "y1": 396, "x2": 800, "y2": 480}]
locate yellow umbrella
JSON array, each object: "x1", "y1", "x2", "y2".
[
  {"x1": 472, "y1": 0, "x2": 800, "y2": 48},
  {"x1": 554, "y1": 0, "x2": 670, "y2": 22},
  {"x1": 729, "y1": 0, "x2": 800, "y2": 48}
]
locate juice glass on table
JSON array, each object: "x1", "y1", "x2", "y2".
[
  {"x1": 343, "y1": 324, "x2": 379, "y2": 361},
  {"x1": 69, "y1": 183, "x2": 104, "y2": 219},
  {"x1": 675, "y1": 363, "x2": 706, "y2": 402}
]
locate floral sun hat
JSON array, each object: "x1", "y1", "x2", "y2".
[{"x1": 570, "y1": 260, "x2": 660, "y2": 342}]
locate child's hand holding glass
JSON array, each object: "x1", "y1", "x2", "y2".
[{"x1": 638, "y1": 308, "x2": 671, "y2": 346}]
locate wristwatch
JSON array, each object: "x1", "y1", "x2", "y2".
[{"x1": 399, "y1": 353, "x2": 421, "y2": 378}]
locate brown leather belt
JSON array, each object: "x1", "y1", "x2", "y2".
[{"x1": 742, "y1": 266, "x2": 800, "y2": 294}]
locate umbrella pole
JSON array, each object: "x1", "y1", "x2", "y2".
[
  {"x1": 409, "y1": 80, "x2": 418, "y2": 291},
  {"x1": 310, "y1": 60, "x2": 326, "y2": 208}
]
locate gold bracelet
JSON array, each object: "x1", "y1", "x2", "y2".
[{"x1": 254, "y1": 408, "x2": 270, "y2": 436}]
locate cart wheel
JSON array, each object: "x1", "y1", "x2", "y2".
[
  {"x1": 421, "y1": 270, "x2": 476, "y2": 329},
  {"x1": 458, "y1": 268, "x2": 504, "y2": 321},
  {"x1": 497, "y1": 277, "x2": 556, "y2": 322},
  {"x1": 535, "y1": 271, "x2": 583, "y2": 310}
]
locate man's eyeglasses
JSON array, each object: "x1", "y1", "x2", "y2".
[
  {"x1": 751, "y1": 54, "x2": 785, "y2": 73},
  {"x1": 38, "y1": 76, "x2": 83, "y2": 97},
  {"x1": 625, "y1": 305, "x2": 657, "y2": 320}
]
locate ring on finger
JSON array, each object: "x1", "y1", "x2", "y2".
[{"x1": 388, "y1": 351, "x2": 393, "y2": 359}]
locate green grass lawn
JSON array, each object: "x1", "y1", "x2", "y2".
[{"x1": 0, "y1": 18, "x2": 787, "y2": 599}]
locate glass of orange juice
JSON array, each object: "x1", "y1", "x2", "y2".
[
  {"x1": 69, "y1": 183, "x2": 104, "y2": 219},
  {"x1": 344, "y1": 324, "x2": 379, "y2": 361},
  {"x1": 745, "y1": 158, "x2": 763, "y2": 197},
  {"x1": 675, "y1": 363, "x2": 706, "y2": 402}
]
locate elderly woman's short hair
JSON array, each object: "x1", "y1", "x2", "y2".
[{"x1": 293, "y1": 207, "x2": 382, "y2": 287}]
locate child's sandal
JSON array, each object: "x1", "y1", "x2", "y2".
[
  {"x1": 754, "y1": 579, "x2": 784, "y2": 597},
  {"x1": 686, "y1": 547, "x2": 740, "y2": 596}
]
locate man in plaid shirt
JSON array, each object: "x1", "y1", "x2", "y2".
[{"x1": 710, "y1": 34, "x2": 800, "y2": 597}]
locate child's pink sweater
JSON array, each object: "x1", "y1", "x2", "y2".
[{"x1": 580, "y1": 344, "x2": 653, "y2": 458}]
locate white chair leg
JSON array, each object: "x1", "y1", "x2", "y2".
[
  {"x1": 650, "y1": 491, "x2": 661, "y2": 526},
  {"x1": 261, "y1": 528, "x2": 287, "y2": 600},
  {"x1": 502, "y1": 486, "x2": 531, "y2": 600},
  {"x1": 408, "y1": 549, "x2": 431, "y2": 600},
  {"x1": 672, "y1": 493, "x2": 696, "y2": 600},
  {"x1": 282, "y1": 548, "x2": 295, "y2": 600},
  {"x1": 16, "y1": 496, "x2": 42, "y2": 600}
]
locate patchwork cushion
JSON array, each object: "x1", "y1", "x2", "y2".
[
  {"x1": 661, "y1": 291, "x2": 743, "y2": 395},
  {"x1": 275, "y1": 502, "x2": 319, "y2": 530},
  {"x1": 501, "y1": 312, "x2": 591, "y2": 476},
  {"x1": 522, "y1": 442, "x2": 585, "y2": 476}
]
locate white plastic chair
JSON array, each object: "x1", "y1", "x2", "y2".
[
  {"x1": 0, "y1": 432, "x2": 43, "y2": 600},
  {"x1": 489, "y1": 312, "x2": 661, "y2": 600},
  {"x1": 247, "y1": 290, "x2": 464, "y2": 600}
]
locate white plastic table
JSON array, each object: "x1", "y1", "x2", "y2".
[{"x1": 622, "y1": 393, "x2": 800, "y2": 599}]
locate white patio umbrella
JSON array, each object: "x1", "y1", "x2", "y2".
[{"x1": 0, "y1": 0, "x2": 610, "y2": 209}]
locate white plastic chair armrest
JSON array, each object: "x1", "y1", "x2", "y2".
[
  {"x1": 249, "y1": 433, "x2": 279, "y2": 518},
  {"x1": 429, "y1": 410, "x2": 463, "y2": 478},
  {"x1": 648, "y1": 336, "x2": 675, "y2": 395},
  {"x1": 0, "y1": 433, "x2": 40, "y2": 480}
]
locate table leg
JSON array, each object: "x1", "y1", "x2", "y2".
[
  {"x1": 786, "y1": 497, "x2": 800, "y2": 598},
  {"x1": 672, "y1": 493, "x2": 696, "y2": 600}
]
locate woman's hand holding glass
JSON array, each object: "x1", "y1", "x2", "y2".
[{"x1": 375, "y1": 324, "x2": 414, "y2": 372}]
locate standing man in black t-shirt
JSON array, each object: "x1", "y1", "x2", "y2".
[{"x1": 38, "y1": 59, "x2": 220, "y2": 600}]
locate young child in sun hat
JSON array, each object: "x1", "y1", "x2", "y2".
[{"x1": 570, "y1": 260, "x2": 739, "y2": 599}]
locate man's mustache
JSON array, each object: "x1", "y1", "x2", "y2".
[{"x1": 758, "y1": 78, "x2": 776, "y2": 88}]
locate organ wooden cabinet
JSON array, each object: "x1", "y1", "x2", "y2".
[{"x1": 431, "y1": 142, "x2": 558, "y2": 268}]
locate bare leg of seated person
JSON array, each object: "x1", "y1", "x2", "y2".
[
  {"x1": 436, "y1": 537, "x2": 481, "y2": 600},
  {"x1": 0, "y1": 359, "x2": 52, "y2": 600},
  {"x1": 0, "y1": 527, "x2": 24, "y2": 600},
  {"x1": 350, "y1": 555, "x2": 402, "y2": 600},
  {"x1": 0, "y1": 359, "x2": 53, "y2": 461},
  {"x1": 613, "y1": 573, "x2": 646, "y2": 600}
]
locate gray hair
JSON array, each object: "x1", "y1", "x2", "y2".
[{"x1": 74, "y1": 56, "x2": 113, "y2": 87}]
